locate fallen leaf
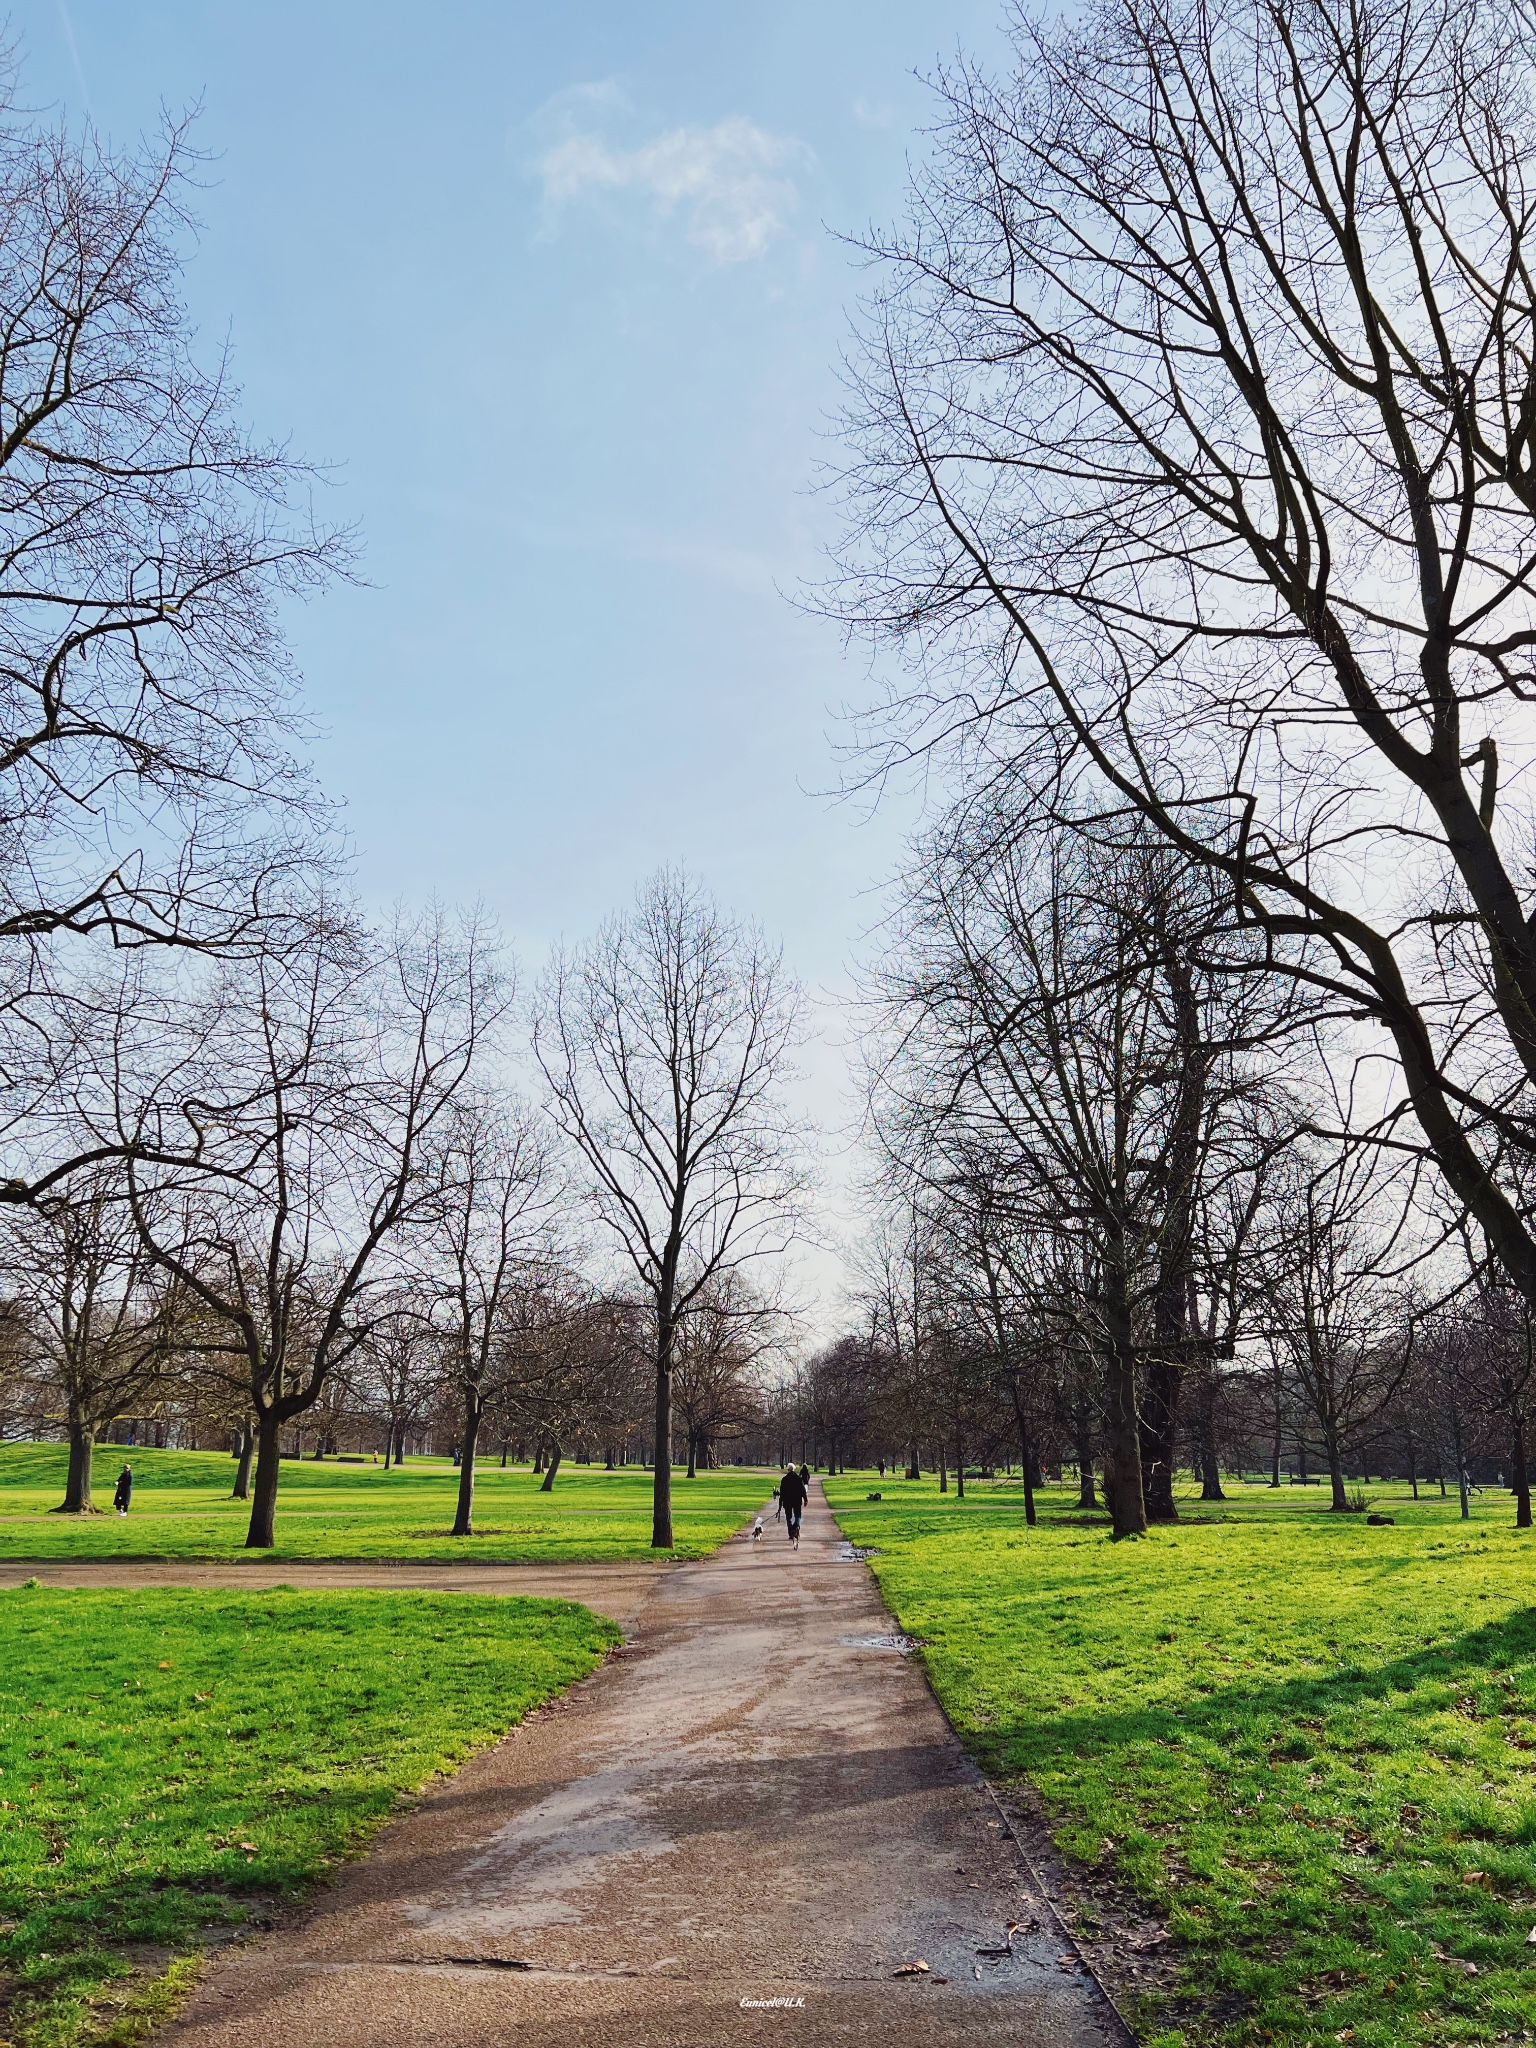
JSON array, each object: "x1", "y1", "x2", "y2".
[
  {"x1": 157, "y1": 1661, "x2": 172, "y2": 1671},
  {"x1": 893, "y1": 1961, "x2": 930, "y2": 1977}
]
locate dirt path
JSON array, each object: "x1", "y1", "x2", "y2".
[{"x1": 137, "y1": 1481, "x2": 1126, "y2": 2048}]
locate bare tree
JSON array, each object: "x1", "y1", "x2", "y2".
[
  {"x1": 426, "y1": 1093, "x2": 559, "y2": 1537},
  {"x1": 672, "y1": 1274, "x2": 780, "y2": 1475},
  {"x1": 101, "y1": 908, "x2": 504, "y2": 1547},
  {"x1": 536, "y1": 869, "x2": 805, "y2": 1548},
  {"x1": 869, "y1": 806, "x2": 1289, "y2": 1534},
  {"x1": 1264, "y1": 1150, "x2": 1416, "y2": 1510},
  {"x1": 0, "y1": 74, "x2": 348, "y2": 1204},
  {"x1": 356, "y1": 1293, "x2": 446, "y2": 1472},
  {"x1": 0, "y1": 1171, "x2": 179, "y2": 1510},
  {"x1": 495, "y1": 1278, "x2": 627, "y2": 1492},
  {"x1": 834, "y1": 0, "x2": 1536, "y2": 1321}
]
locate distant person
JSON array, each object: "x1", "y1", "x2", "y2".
[
  {"x1": 780, "y1": 1465, "x2": 807, "y2": 1548},
  {"x1": 113, "y1": 1464, "x2": 133, "y2": 1516}
]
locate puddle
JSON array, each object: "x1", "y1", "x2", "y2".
[
  {"x1": 838, "y1": 1632, "x2": 928, "y2": 1652},
  {"x1": 836, "y1": 1543, "x2": 883, "y2": 1562}
]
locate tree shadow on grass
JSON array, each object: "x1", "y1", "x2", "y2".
[{"x1": 960, "y1": 1606, "x2": 1536, "y2": 1778}]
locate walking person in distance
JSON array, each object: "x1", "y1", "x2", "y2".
[{"x1": 113, "y1": 1464, "x2": 133, "y2": 1516}]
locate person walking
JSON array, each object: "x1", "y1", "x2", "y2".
[
  {"x1": 113, "y1": 1464, "x2": 133, "y2": 1516},
  {"x1": 779, "y1": 1465, "x2": 807, "y2": 1548}
]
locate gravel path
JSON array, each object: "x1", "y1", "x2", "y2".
[{"x1": 40, "y1": 1483, "x2": 1131, "y2": 2047}]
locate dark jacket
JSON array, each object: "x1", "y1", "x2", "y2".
[
  {"x1": 779, "y1": 1468, "x2": 807, "y2": 1513},
  {"x1": 113, "y1": 1468, "x2": 133, "y2": 1510}
]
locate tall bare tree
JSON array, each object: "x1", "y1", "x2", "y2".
[
  {"x1": 536, "y1": 869, "x2": 805, "y2": 1548},
  {"x1": 0, "y1": 77, "x2": 347, "y2": 1206},
  {"x1": 101, "y1": 908, "x2": 504, "y2": 1547},
  {"x1": 834, "y1": 0, "x2": 1536, "y2": 1319},
  {"x1": 870, "y1": 807, "x2": 1288, "y2": 1534}
]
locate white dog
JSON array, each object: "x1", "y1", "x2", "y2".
[{"x1": 751, "y1": 1516, "x2": 765, "y2": 1544}]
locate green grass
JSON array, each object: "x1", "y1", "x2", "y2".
[
  {"x1": 0, "y1": 1584, "x2": 619, "y2": 2047},
  {"x1": 0, "y1": 1444, "x2": 770, "y2": 1562},
  {"x1": 823, "y1": 1471, "x2": 1536, "y2": 2048}
]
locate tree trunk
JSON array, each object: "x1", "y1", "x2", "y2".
[
  {"x1": 232, "y1": 1419, "x2": 255, "y2": 1501},
  {"x1": 652, "y1": 1316, "x2": 674, "y2": 1548},
  {"x1": 1453, "y1": 1397, "x2": 1471, "y2": 1520},
  {"x1": 1195, "y1": 1370, "x2": 1225, "y2": 1502},
  {"x1": 55, "y1": 1417, "x2": 96, "y2": 1513},
  {"x1": 1326, "y1": 1433, "x2": 1348, "y2": 1511},
  {"x1": 938, "y1": 1449, "x2": 948, "y2": 1494},
  {"x1": 1512, "y1": 1411, "x2": 1532, "y2": 1529},
  {"x1": 245, "y1": 1413, "x2": 284, "y2": 1549},
  {"x1": 1010, "y1": 1379, "x2": 1037, "y2": 1528},
  {"x1": 1139, "y1": 1357, "x2": 1180, "y2": 1522},
  {"x1": 1074, "y1": 1407, "x2": 1096, "y2": 1508},
  {"x1": 686, "y1": 1427, "x2": 697, "y2": 1480},
  {"x1": 452, "y1": 1390, "x2": 482, "y2": 1536},
  {"x1": 1102, "y1": 1349, "x2": 1148, "y2": 1537},
  {"x1": 540, "y1": 1441, "x2": 563, "y2": 1493},
  {"x1": 1101, "y1": 1254, "x2": 1148, "y2": 1538}
]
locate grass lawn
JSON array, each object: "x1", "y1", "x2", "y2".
[
  {"x1": 0, "y1": 1444, "x2": 770, "y2": 1562},
  {"x1": 0, "y1": 1583, "x2": 619, "y2": 2048},
  {"x1": 823, "y1": 1471, "x2": 1536, "y2": 2048}
]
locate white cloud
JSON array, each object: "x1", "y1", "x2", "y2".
[{"x1": 535, "y1": 101, "x2": 811, "y2": 264}]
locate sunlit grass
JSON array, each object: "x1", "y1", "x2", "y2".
[
  {"x1": 823, "y1": 1471, "x2": 1536, "y2": 2048},
  {"x1": 0, "y1": 1584, "x2": 618, "y2": 2047},
  {"x1": 0, "y1": 1443, "x2": 770, "y2": 1562}
]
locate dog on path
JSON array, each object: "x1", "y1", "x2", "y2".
[{"x1": 751, "y1": 1516, "x2": 765, "y2": 1544}]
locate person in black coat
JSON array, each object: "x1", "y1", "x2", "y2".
[
  {"x1": 779, "y1": 1466, "x2": 807, "y2": 1547},
  {"x1": 113, "y1": 1464, "x2": 133, "y2": 1515}
]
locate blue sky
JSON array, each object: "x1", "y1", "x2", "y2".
[{"x1": 17, "y1": 0, "x2": 1009, "y2": 1313}]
